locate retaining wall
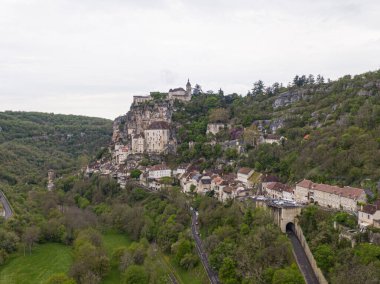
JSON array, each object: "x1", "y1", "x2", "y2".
[{"x1": 294, "y1": 219, "x2": 329, "y2": 284}]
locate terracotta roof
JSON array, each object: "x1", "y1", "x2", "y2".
[
  {"x1": 261, "y1": 174, "x2": 280, "y2": 183},
  {"x1": 238, "y1": 167, "x2": 253, "y2": 175},
  {"x1": 212, "y1": 176, "x2": 223, "y2": 185},
  {"x1": 222, "y1": 173, "x2": 237, "y2": 182},
  {"x1": 149, "y1": 164, "x2": 170, "y2": 171},
  {"x1": 265, "y1": 182, "x2": 293, "y2": 193},
  {"x1": 147, "y1": 121, "x2": 170, "y2": 130},
  {"x1": 361, "y1": 199, "x2": 380, "y2": 215},
  {"x1": 223, "y1": 186, "x2": 233, "y2": 194},
  {"x1": 297, "y1": 179, "x2": 365, "y2": 200}
]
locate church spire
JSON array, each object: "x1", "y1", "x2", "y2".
[{"x1": 186, "y1": 79, "x2": 191, "y2": 96}]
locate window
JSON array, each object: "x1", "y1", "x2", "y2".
[{"x1": 368, "y1": 214, "x2": 370, "y2": 219}]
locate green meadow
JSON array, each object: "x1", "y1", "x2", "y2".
[{"x1": 0, "y1": 243, "x2": 72, "y2": 284}]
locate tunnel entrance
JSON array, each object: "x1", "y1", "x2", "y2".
[{"x1": 286, "y1": 222, "x2": 295, "y2": 233}]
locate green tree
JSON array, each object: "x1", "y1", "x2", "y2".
[
  {"x1": 130, "y1": 169, "x2": 142, "y2": 180},
  {"x1": 219, "y1": 257, "x2": 239, "y2": 284},
  {"x1": 124, "y1": 265, "x2": 149, "y2": 284},
  {"x1": 209, "y1": 108, "x2": 229, "y2": 123},
  {"x1": 314, "y1": 244, "x2": 334, "y2": 273},
  {"x1": 272, "y1": 264, "x2": 304, "y2": 284},
  {"x1": 172, "y1": 238, "x2": 192, "y2": 265}
]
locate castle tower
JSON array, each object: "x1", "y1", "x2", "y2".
[{"x1": 186, "y1": 79, "x2": 192, "y2": 96}]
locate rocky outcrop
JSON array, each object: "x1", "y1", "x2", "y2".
[
  {"x1": 273, "y1": 89, "x2": 310, "y2": 109},
  {"x1": 125, "y1": 101, "x2": 173, "y2": 135},
  {"x1": 111, "y1": 100, "x2": 177, "y2": 159}
]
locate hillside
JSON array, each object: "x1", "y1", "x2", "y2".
[
  {"x1": 0, "y1": 111, "x2": 112, "y2": 185},
  {"x1": 171, "y1": 70, "x2": 380, "y2": 195}
]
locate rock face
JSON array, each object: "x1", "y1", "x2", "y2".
[
  {"x1": 126, "y1": 102, "x2": 172, "y2": 135},
  {"x1": 112, "y1": 100, "x2": 177, "y2": 160},
  {"x1": 273, "y1": 89, "x2": 310, "y2": 109},
  {"x1": 207, "y1": 123, "x2": 225, "y2": 135}
]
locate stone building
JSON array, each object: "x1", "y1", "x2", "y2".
[
  {"x1": 131, "y1": 134, "x2": 145, "y2": 154},
  {"x1": 295, "y1": 179, "x2": 366, "y2": 212},
  {"x1": 237, "y1": 167, "x2": 254, "y2": 185},
  {"x1": 133, "y1": 95, "x2": 152, "y2": 105},
  {"x1": 168, "y1": 79, "x2": 192, "y2": 102},
  {"x1": 358, "y1": 199, "x2": 380, "y2": 229},
  {"x1": 148, "y1": 164, "x2": 172, "y2": 179},
  {"x1": 264, "y1": 182, "x2": 294, "y2": 200},
  {"x1": 144, "y1": 121, "x2": 170, "y2": 154}
]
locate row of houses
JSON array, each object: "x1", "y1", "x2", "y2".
[
  {"x1": 88, "y1": 156, "x2": 380, "y2": 229},
  {"x1": 262, "y1": 179, "x2": 367, "y2": 211},
  {"x1": 139, "y1": 164, "x2": 257, "y2": 202},
  {"x1": 262, "y1": 179, "x2": 380, "y2": 229}
]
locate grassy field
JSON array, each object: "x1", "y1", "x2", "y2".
[
  {"x1": 0, "y1": 243, "x2": 72, "y2": 284},
  {"x1": 102, "y1": 232, "x2": 132, "y2": 284},
  {"x1": 0, "y1": 232, "x2": 208, "y2": 284}
]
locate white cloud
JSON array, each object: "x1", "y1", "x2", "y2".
[{"x1": 0, "y1": 0, "x2": 379, "y2": 119}]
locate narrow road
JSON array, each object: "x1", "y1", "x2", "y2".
[
  {"x1": 191, "y1": 211, "x2": 220, "y2": 284},
  {"x1": 0, "y1": 190, "x2": 13, "y2": 219},
  {"x1": 287, "y1": 230, "x2": 319, "y2": 284}
]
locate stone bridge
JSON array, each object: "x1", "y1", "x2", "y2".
[{"x1": 252, "y1": 197, "x2": 302, "y2": 232}]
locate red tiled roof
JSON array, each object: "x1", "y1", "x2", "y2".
[
  {"x1": 149, "y1": 164, "x2": 170, "y2": 171},
  {"x1": 238, "y1": 167, "x2": 253, "y2": 175},
  {"x1": 297, "y1": 179, "x2": 365, "y2": 199},
  {"x1": 362, "y1": 204, "x2": 378, "y2": 215},
  {"x1": 261, "y1": 174, "x2": 280, "y2": 183},
  {"x1": 361, "y1": 199, "x2": 380, "y2": 215},
  {"x1": 266, "y1": 182, "x2": 293, "y2": 193}
]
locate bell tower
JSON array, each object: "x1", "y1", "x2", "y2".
[{"x1": 186, "y1": 79, "x2": 192, "y2": 97}]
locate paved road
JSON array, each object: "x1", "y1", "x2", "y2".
[
  {"x1": 191, "y1": 211, "x2": 220, "y2": 284},
  {"x1": 287, "y1": 230, "x2": 319, "y2": 284},
  {"x1": 0, "y1": 190, "x2": 13, "y2": 219}
]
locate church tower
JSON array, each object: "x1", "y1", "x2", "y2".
[{"x1": 186, "y1": 79, "x2": 192, "y2": 98}]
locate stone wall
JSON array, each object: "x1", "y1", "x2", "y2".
[{"x1": 294, "y1": 219, "x2": 328, "y2": 284}]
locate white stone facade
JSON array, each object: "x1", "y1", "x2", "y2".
[
  {"x1": 144, "y1": 128, "x2": 169, "y2": 153},
  {"x1": 295, "y1": 179, "x2": 366, "y2": 212},
  {"x1": 131, "y1": 135, "x2": 145, "y2": 154},
  {"x1": 237, "y1": 168, "x2": 254, "y2": 185},
  {"x1": 358, "y1": 200, "x2": 380, "y2": 228},
  {"x1": 148, "y1": 164, "x2": 172, "y2": 179}
]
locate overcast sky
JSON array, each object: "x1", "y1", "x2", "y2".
[{"x1": 1, "y1": 0, "x2": 379, "y2": 119}]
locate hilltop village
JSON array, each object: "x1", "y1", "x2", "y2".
[{"x1": 85, "y1": 79, "x2": 380, "y2": 231}]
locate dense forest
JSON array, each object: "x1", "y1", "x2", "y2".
[{"x1": 0, "y1": 111, "x2": 112, "y2": 185}]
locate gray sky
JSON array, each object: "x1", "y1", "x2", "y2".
[{"x1": 1, "y1": 0, "x2": 379, "y2": 119}]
